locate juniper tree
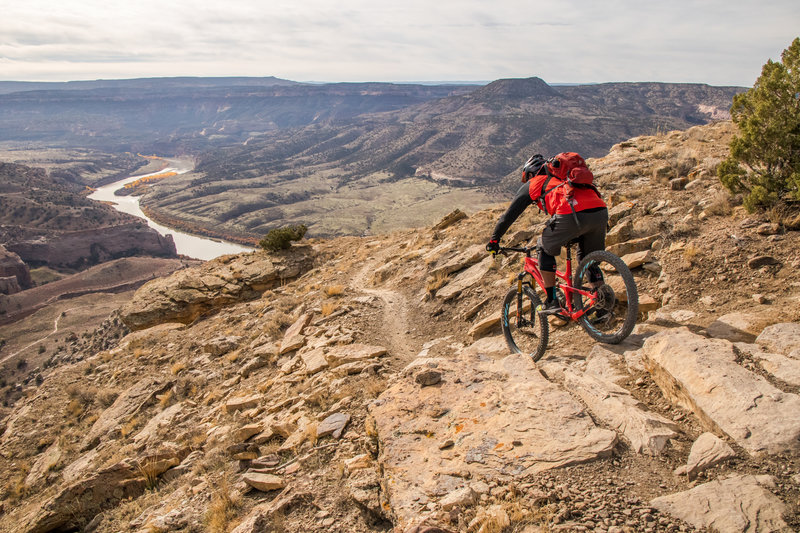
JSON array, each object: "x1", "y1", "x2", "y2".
[{"x1": 718, "y1": 37, "x2": 800, "y2": 211}]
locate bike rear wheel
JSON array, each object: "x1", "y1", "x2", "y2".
[
  {"x1": 502, "y1": 284, "x2": 549, "y2": 362},
  {"x1": 572, "y1": 250, "x2": 639, "y2": 344}
]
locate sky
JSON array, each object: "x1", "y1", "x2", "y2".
[{"x1": 1, "y1": 0, "x2": 798, "y2": 86}]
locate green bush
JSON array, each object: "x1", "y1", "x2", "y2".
[
  {"x1": 718, "y1": 37, "x2": 800, "y2": 211},
  {"x1": 258, "y1": 224, "x2": 308, "y2": 252}
]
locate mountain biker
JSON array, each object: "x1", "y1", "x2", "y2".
[{"x1": 486, "y1": 154, "x2": 608, "y2": 314}]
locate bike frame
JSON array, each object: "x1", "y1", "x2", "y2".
[{"x1": 504, "y1": 245, "x2": 597, "y2": 322}]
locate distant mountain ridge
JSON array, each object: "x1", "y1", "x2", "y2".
[
  {"x1": 0, "y1": 76, "x2": 299, "y2": 95},
  {"x1": 136, "y1": 77, "x2": 744, "y2": 239}
]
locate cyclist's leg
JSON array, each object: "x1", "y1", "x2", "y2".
[
  {"x1": 575, "y1": 209, "x2": 609, "y2": 287},
  {"x1": 539, "y1": 215, "x2": 581, "y2": 309}
]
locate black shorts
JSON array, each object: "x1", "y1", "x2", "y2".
[{"x1": 538, "y1": 207, "x2": 608, "y2": 260}]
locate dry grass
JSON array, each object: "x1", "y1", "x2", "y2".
[
  {"x1": 683, "y1": 243, "x2": 702, "y2": 265},
  {"x1": 170, "y1": 362, "x2": 186, "y2": 375},
  {"x1": 137, "y1": 457, "x2": 162, "y2": 491},
  {"x1": 225, "y1": 351, "x2": 239, "y2": 363},
  {"x1": 704, "y1": 191, "x2": 734, "y2": 217},
  {"x1": 323, "y1": 285, "x2": 345, "y2": 297},
  {"x1": 120, "y1": 416, "x2": 140, "y2": 439},
  {"x1": 158, "y1": 390, "x2": 174, "y2": 408},
  {"x1": 426, "y1": 270, "x2": 450, "y2": 293},
  {"x1": 321, "y1": 302, "x2": 339, "y2": 317},
  {"x1": 204, "y1": 475, "x2": 240, "y2": 533}
]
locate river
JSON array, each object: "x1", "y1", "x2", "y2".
[{"x1": 88, "y1": 164, "x2": 255, "y2": 261}]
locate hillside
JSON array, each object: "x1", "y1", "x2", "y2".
[
  {"x1": 140, "y1": 78, "x2": 743, "y2": 239},
  {"x1": 0, "y1": 162, "x2": 177, "y2": 274},
  {"x1": 1, "y1": 122, "x2": 799, "y2": 533},
  {"x1": 0, "y1": 80, "x2": 476, "y2": 153}
]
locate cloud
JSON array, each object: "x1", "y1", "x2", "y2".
[{"x1": 0, "y1": 0, "x2": 798, "y2": 84}]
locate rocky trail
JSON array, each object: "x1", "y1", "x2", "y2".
[{"x1": 1, "y1": 122, "x2": 800, "y2": 533}]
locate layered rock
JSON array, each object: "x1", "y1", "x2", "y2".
[
  {"x1": 6, "y1": 222, "x2": 177, "y2": 268},
  {"x1": 642, "y1": 328, "x2": 800, "y2": 455},
  {"x1": 370, "y1": 349, "x2": 617, "y2": 527},
  {"x1": 0, "y1": 244, "x2": 32, "y2": 294},
  {"x1": 651, "y1": 474, "x2": 789, "y2": 532},
  {"x1": 120, "y1": 247, "x2": 314, "y2": 330}
]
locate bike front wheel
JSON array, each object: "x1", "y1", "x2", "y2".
[
  {"x1": 572, "y1": 250, "x2": 639, "y2": 344},
  {"x1": 502, "y1": 284, "x2": 549, "y2": 362}
]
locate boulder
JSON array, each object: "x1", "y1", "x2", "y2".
[
  {"x1": 706, "y1": 311, "x2": 782, "y2": 343},
  {"x1": 203, "y1": 336, "x2": 241, "y2": 356},
  {"x1": 301, "y1": 348, "x2": 329, "y2": 375},
  {"x1": 642, "y1": 328, "x2": 800, "y2": 455},
  {"x1": 563, "y1": 368, "x2": 678, "y2": 455},
  {"x1": 429, "y1": 245, "x2": 485, "y2": 279},
  {"x1": 120, "y1": 248, "x2": 314, "y2": 331},
  {"x1": 651, "y1": 475, "x2": 789, "y2": 532},
  {"x1": 435, "y1": 256, "x2": 494, "y2": 300},
  {"x1": 225, "y1": 394, "x2": 261, "y2": 413},
  {"x1": 316, "y1": 413, "x2": 350, "y2": 439},
  {"x1": 605, "y1": 219, "x2": 633, "y2": 246},
  {"x1": 674, "y1": 432, "x2": 735, "y2": 480},
  {"x1": 24, "y1": 441, "x2": 62, "y2": 488},
  {"x1": 280, "y1": 313, "x2": 313, "y2": 354},
  {"x1": 242, "y1": 472, "x2": 285, "y2": 492},
  {"x1": 325, "y1": 344, "x2": 387, "y2": 368},
  {"x1": 606, "y1": 235, "x2": 658, "y2": 258},
  {"x1": 133, "y1": 402, "x2": 187, "y2": 446},
  {"x1": 607, "y1": 201, "x2": 635, "y2": 226},
  {"x1": 231, "y1": 486, "x2": 312, "y2": 533},
  {"x1": 432, "y1": 209, "x2": 467, "y2": 231},
  {"x1": 370, "y1": 352, "x2": 617, "y2": 527},
  {"x1": 756, "y1": 322, "x2": 800, "y2": 355},
  {"x1": 620, "y1": 250, "x2": 652, "y2": 269}
]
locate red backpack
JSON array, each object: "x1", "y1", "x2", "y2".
[{"x1": 539, "y1": 152, "x2": 601, "y2": 222}]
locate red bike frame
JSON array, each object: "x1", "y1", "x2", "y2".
[{"x1": 510, "y1": 245, "x2": 598, "y2": 322}]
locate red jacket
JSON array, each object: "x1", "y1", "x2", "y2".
[{"x1": 527, "y1": 173, "x2": 606, "y2": 215}]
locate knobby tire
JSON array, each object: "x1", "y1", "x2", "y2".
[
  {"x1": 502, "y1": 284, "x2": 549, "y2": 362},
  {"x1": 573, "y1": 250, "x2": 638, "y2": 344}
]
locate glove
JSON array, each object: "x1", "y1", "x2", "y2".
[
  {"x1": 486, "y1": 239, "x2": 500, "y2": 255},
  {"x1": 521, "y1": 154, "x2": 545, "y2": 183}
]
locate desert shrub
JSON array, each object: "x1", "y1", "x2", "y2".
[
  {"x1": 719, "y1": 37, "x2": 800, "y2": 211},
  {"x1": 258, "y1": 224, "x2": 307, "y2": 252}
]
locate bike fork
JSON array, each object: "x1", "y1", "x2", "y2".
[{"x1": 515, "y1": 273, "x2": 525, "y2": 324}]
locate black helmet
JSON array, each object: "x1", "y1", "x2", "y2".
[{"x1": 521, "y1": 154, "x2": 546, "y2": 183}]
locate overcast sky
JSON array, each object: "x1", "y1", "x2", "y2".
[{"x1": 1, "y1": 0, "x2": 798, "y2": 86}]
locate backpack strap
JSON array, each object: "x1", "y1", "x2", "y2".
[{"x1": 539, "y1": 165, "x2": 565, "y2": 216}]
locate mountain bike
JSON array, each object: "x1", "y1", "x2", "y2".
[{"x1": 497, "y1": 243, "x2": 639, "y2": 361}]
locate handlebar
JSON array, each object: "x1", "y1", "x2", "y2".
[{"x1": 498, "y1": 246, "x2": 535, "y2": 256}]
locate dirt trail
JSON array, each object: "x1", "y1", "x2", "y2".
[
  {"x1": 351, "y1": 256, "x2": 416, "y2": 361},
  {"x1": 0, "y1": 305, "x2": 89, "y2": 364}
]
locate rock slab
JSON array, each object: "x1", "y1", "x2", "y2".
[
  {"x1": 370, "y1": 352, "x2": 617, "y2": 528},
  {"x1": 674, "y1": 432, "x2": 736, "y2": 480},
  {"x1": 642, "y1": 328, "x2": 800, "y2": 455},
  {"x1": 651, "y1": 474, "x2": 789, "y2": 532},
  {"x1": 563, "y1": 368, "x2": 678, "y2": 455}
]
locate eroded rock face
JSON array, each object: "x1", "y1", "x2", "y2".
[
  {"x1": 120, "y1": 248, "x2": 314, "y2": 330},
  {"x1": 6, "y1": 222, "x2": 176, "y2": 269},
  {"x1": 370, "y1": 351, "x2": 617, "y2": 527},
  {"x1": 80, "y1": 377, "x2": 173, "y2": 451},
  {"x1": 642, "y1": 328, "x2": 800, "y2": 455},
  {"x1": 0, "y1": 245, "x2": 31, "y2": 294},
  {"x1": 22, "y1": 461, "x2": 147, "y2": 533}
]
